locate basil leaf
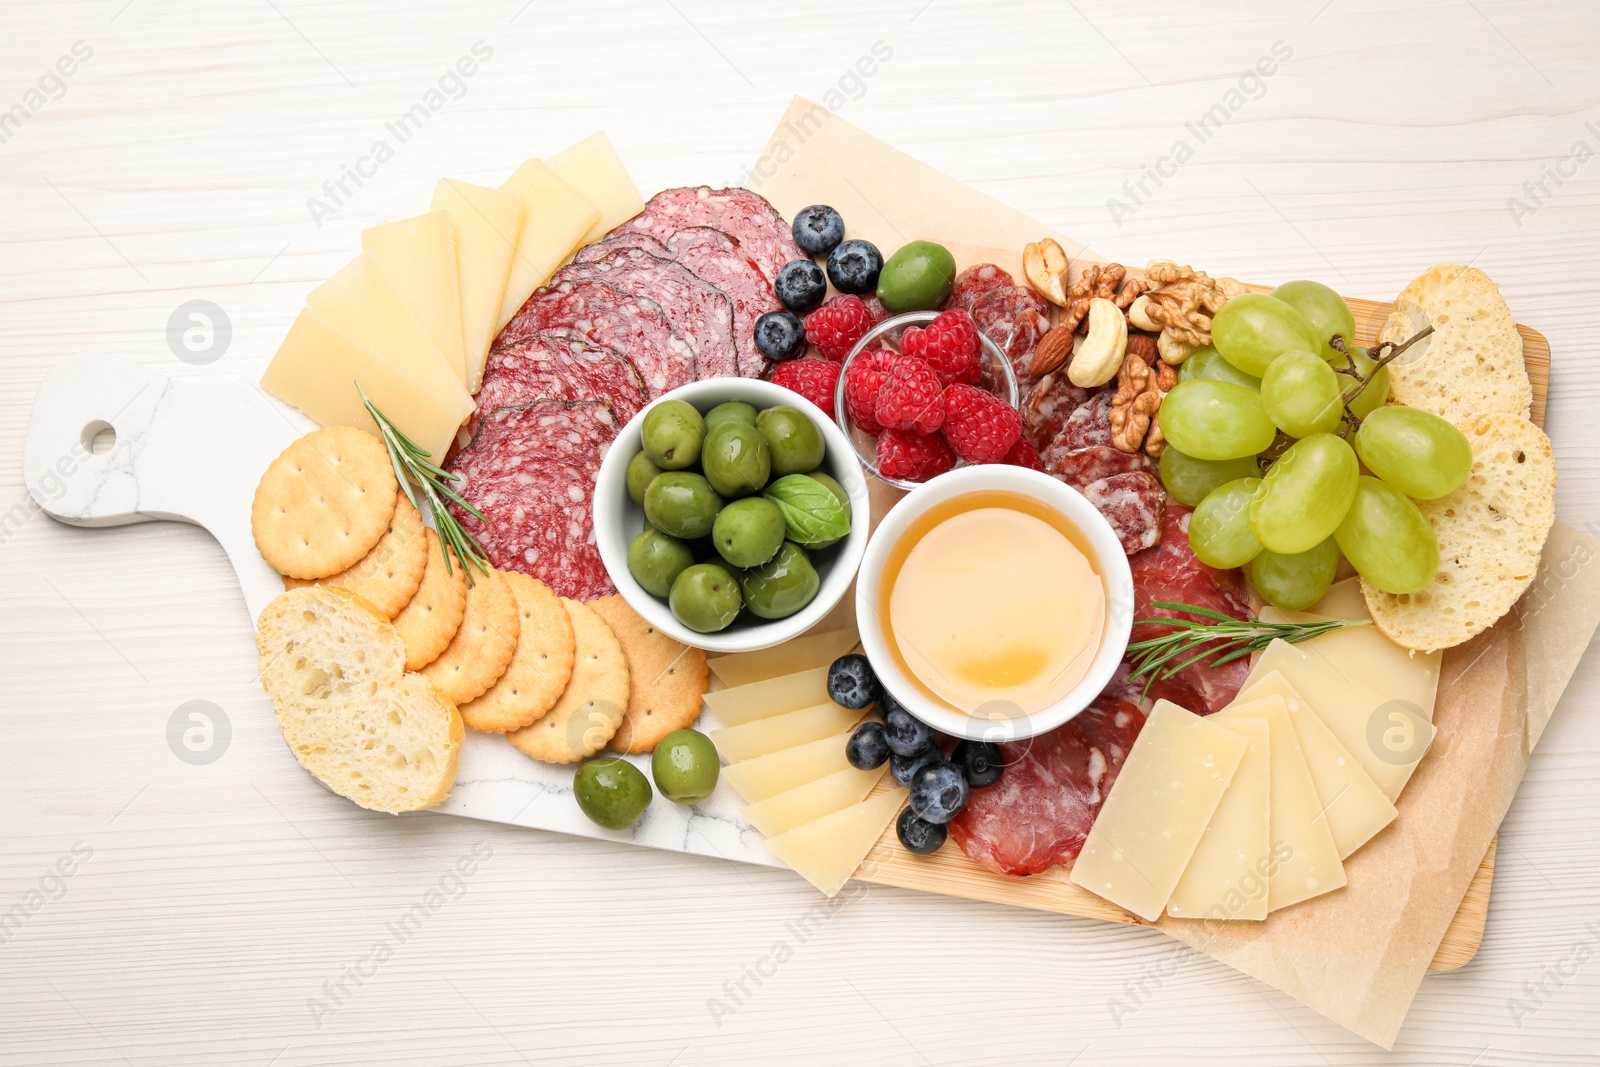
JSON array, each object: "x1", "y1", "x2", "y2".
[{"x1": 762, "y1": 474, "x2": 850, "y2": 545}]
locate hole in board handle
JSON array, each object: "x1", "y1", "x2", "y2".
[{"x1": 81, "y1": 420, "x2": 116, "y2": 456}]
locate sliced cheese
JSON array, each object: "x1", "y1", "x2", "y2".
[
  {"x1": 495, "y1": 159, "x2": 599, "y2": 330},
  {"x1": 1070, "y1": 700, "x2": 1246, "y2": 922},
  {"x1": 1238, "y1": 669, "x2": 1397, "y2": 859},
  {"x1": 1214, "y1": 695, "x2": 1347, "y2": 913},
  {"x1": 261, "y1": 309, "x2": 470, "y2": 462},
  {"x1": 1311, "y1": 577, "x2": 1367, "y2": 620},
  {"x1": 306, "y1": 252, "x2": 470, "y2": 412},
  {"x1": 1248, "y1": 640, "x2": 1434, "y2": 801},
  {"x1": 707, "y1": 630, "x2": 860, "y2": 688},
  {"x1": 361, "y1": 212, "x2": 467, "y2": 388},
  {"x1": 429, "y1": 178, "x2": 524, "y2": 393},
  {"x1": 1257, "y1": 605, "x2": 1441, "y2": 722},
  {"x1": 710, "y1": 702, "x2": 862, "y2": 763},
  {"x1": 1167, "y1": 716, "x2": 1271, "y2": 922},
  {"x1": 720, "y1": 729, "x2": 854, "y2": 804},
  {"x1": 546, "y1": 131, "x2": 644, "y2": 244},
  {"x1": 741, "y1": 766, "x2": 884, "y2": 840},
  {"x1": 764, "y1": 787, "x2": 906, "y2": 897},
  {"x1": 702, "y1": 666, "x2": 830, "y2": 727}
]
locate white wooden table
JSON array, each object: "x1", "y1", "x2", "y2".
[{"x1": 3, "y1": 2, "x2": 1598, "y2": 1063}]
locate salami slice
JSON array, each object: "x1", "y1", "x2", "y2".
[
  {"x1": 498, "y1": 279, "x2": 694, "y2": 398},
  {"x1": 1043, "y1": 390, "x2": 1116, "y2": 459},
  {"x1": 1022, "y1": 373, "x2": 1095, "y2": 450},
  {"x1": 948, "y1": 698, "x2": 1146, "y2": 876},
  {"x1": 608, "y1": 186, "x2": 805, "y2": 284},
  {"x1": 470, "y1": 329, "x2": 648, "y2": 436},
  {"x1": 972, "y1": 285, "x2": 1051, "y2": 383},
  {"x1": 1047, "y1": 445, "x2": 1151, "y2": 490},
  {"x1": 573, "y1": 232, "x2": 671, "y2": 263},
  {"x1": 1081, "y1": 470, "x2": 1165, "y2": 556},
  {"x1": 1127, "y1": 505, "x2": 1251, "y2": 714},
  {"x1": 944, "y1": 263, "x2": 1015, "y2": 313},
  {"x1": 446, "y1": 401, "x2": 618, "y2": 602},
  {"x1": 555, "y1": 248, "x2": 738, "y2": 379}
]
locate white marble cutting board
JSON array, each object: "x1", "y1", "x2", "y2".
[{"x1": 22, "y1": 353, "x2": 784, "y2": 871}]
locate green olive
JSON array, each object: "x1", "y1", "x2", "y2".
[
  {"x1": 651, "y1": 729, "x2": 720, "y2": 804},
  {"x1": 627, "y1": 527, "x2": 694, "y2": 597},
  {"x1": 876, "y1": 240, "x2": 957, "y2": 313},
  {"x1": 704, "y1": 400, "x2": 760, "y2": 431},
  {"x1": 756, "y1": 406, "x2": 825, "y2": 477},
  {"x1": 641, "y1": 399, "x2": 705, "y2": 470},
  {"x1": 626, "y1": 451, "x2": 664, "y2": 507},
  {"x1": 740, "y1": 541, "x2": 820, "y2": 620},
  {"x1": 643, "y1": 472, "x2": 723, "y2": 540},
  {"x1": 573, "y1": 757, "x2": 652, "y2": 831},
  {"x1": 669, "y1": 562, "x2": 744, "y2": 633},
  {"x1": 701, "y1": 420, "x2": 771, "y2": 498},
  {"x1": 712, "y1": 496, "x2": 786, "y2": 569}
]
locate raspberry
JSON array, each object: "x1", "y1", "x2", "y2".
[
  {"x1": 804, "y1": 295, "x2": 875, "y2": 361},
  {"x1": 901, "y1": 308, "x2": 981, "y2": 387},
  {"x1": 1000, "y1": 437, "x2": 1044, "y2": 471},
  {"x1": 769, "y1": 357, "x2": 841, "y2": 416},
  {"x1": 877, "y1": 429, "x2": 957, "y2": 483},
  {"x1": 875, "y1": 355, "x2": 946, "y2": 435},
  {"x1": 942, "y1": 384, "x2": 1022, "y2": 463},
  {"x1": 843, "y1": 346, "x2": 895, "y2": 435}
]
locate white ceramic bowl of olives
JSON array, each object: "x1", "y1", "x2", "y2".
[{"x1": 593, "y1": 378, "x2": 871, "y2": 653}]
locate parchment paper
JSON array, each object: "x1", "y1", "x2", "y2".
[{"x1": 751, "y1": 98, "x2": 1600, "y2": 1047}]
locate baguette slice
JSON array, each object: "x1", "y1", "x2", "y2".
[
  {"x1": 1364, "y1": 414, "x2": 1555, "y2": 652},
  {"x1": 1378, "y1": 264, "x2": 1530, "y2": 425},
  {"x1": 256, "y1": 585, "x2": 463, "y2": 813}
]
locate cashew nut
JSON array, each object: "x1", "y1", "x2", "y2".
[
  {"x1": 1023, "y1": 238, "x2": 1070, "y2": 306},
  {"x1": 1126, "y1": 293, "x2": 1160, "y2": 333},
  {"x1": 1068, "y1": 298, "x2": 1128, "y2": 388},
  {"x1": 1157, "y1": 330, "x2": 1198, "y2": 365}
]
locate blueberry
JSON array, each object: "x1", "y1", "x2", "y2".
[
  {"x1": 951, "y1": 740, "x2": 1004, "y2": 788},
  {"x1": 896, "y1": 805, "x2": 948, "y2": 855},
  {"x1": 909, "y1": 760, "x2": 969, "y2": 825},
  {"x1": 828, "y1": 654, "x2": 880, "y2": 711},
  {"x1": 890, "y1": 746, "x2": 941, "y2": 788},
  {"x1": 792, "y1": 204, "x2": 845, "y2": 257},
  {"x1": 846, "y1": 721, "x2": 890, "y2": 771},
  {"x1": 883, "y1": 702, "x2": 933, "y2": 758},
  {"x1": 826, "y1": 239, "x2": 883, "y2": 295},
  {"x1": 753, "y1": 310, "x2": 806, "y2": 361},
  {"x1": 775, "y1": 260, "x2": 828, "y2": 314}
]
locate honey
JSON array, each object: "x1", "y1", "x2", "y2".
[{"x1": 878, "y1": 490, "x2": 1106, "y2": 718}]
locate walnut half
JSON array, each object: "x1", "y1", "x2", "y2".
[{"x1": 1109, "y1": 344, "x2": 1177, "y2": 455}]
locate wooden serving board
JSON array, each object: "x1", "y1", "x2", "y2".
[{"x1": 849, "y1": 315, "x2": 1548, "y2": 974}]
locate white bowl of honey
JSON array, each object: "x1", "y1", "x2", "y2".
[{"x1": 856, "y1": 465, "x2": 1135, "y2": 742}]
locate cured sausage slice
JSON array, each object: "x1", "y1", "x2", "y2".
[
  {"x1": 608, "y1": 186, "x2": 805, "y2": 284},
  {"x1": 446, "y1": 401, "x2": 618, "y2": 602},
  {"x1": 972, "y1": 285, "x2": 1051, "y2": 384},
  {"x1": 470, "y1": 329, "x2": 648, "y2": 436},
  {"x1": 1022, "y1": 373, "x2": 1094, "y2": 450},
  {"x1": 944, "y1": 263, "x2": 1015, "y2": 313},
  {"x1": 948, "y1": 698, "x2": 1146, "y2": 876},
  {"x1": 1081, "y1": 470, "x2": 1165, "y2": 555},
  {"x1": 555, "y1": 247, "x2": 738, "y2": 379},
  {"x1": 1044, "y1": 390, "x2": 1116, "y2": 456},
  {"x1": 1047, "y1": 445, "x2": 1151, "y2": 490},
  {"x1": 498, "y1": 279, "x2": 694, "y2": 398}
]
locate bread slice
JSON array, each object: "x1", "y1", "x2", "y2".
[
  {"x1": 256, "y1": 585, "x2": 463, "y2": 813},
  {"x1": 1364, "y1": 414, "x2": 1555, "y2": 651},
  {"x1": 1378, "y1": 264, "x2": 1530, "y2": 425}
]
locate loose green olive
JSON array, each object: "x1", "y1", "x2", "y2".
[
  {"x1": 701, "y1": 420, "x2": 771, "y2": 499},
  {"x1": 876, "y1": 240, "x2": 957, "y2": 313},
  {"x1": 626, "y1": 451, "x2": 664, "y2": 507},
  {"x1": 641, "y1": 399, "x2": 705, "y2": 470},
  {"x1": 756, "y1": 406, "x2": 825, "y2": 477},
  {"x1": 740, "y1": 541, "x2": 820, "y2": 620},
  {"x1": 574, "y1": 757, "x2": 652, "y2": 831},
  {"x1": 651, "y1": 729, "x2": 720, "y2": 804},
  {"x1": 669, "y1": 561, "x2": 744, "y2": 633},
  {"x1": 627, "y1": 527, "x2": 694, "y2": 597},
  {"x1": 643, "y1": 472, "x2": 723, "y2": 540}
]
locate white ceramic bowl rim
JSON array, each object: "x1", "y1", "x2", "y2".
[
  {"x1": 592, "y1": 378, "x2": 872, "y2": 654},
  {"x1": 854, "y1": 465, "x2": 1135, "y2": 743}
]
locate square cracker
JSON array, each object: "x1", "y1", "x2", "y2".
[
  {"x1": 589, "y1": 594, "x2": 708, "y2": 754},
  {"x1": 506, "y1": 598, "x2": 629, "y2": 764}
]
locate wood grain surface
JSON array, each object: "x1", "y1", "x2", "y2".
[{"x1": 3, "y1": 2, "x2": 1598, "y2": 1065}]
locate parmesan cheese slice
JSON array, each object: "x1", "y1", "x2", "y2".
[
  {"x1": 495, "y1": 159, "x2": 598, "y2": 330},
  {"x1": 361, "y1": 212, "x2": 467, "y2": 388},
  {"x1": 763, "y1": 787, "x2": 906, "y2": 897},
  {"x1": 547, "y1": 131, "x2": 644, "y2": 244},
  {"x1": 1070, "y1": 700, "x2": 1246, "y2": 922},
  {"x1": 702, "y1": 666, "x2": 831, "y2": 727},
  {"x1": 720, "y1": 729, "x2": 854, "y2": 804},
  {"x1": 429, "y1": 178, "x2": 524, "y2": 393},
  {"x1": 707, "y1": 630, "x2": 860, "y2": 688},
  {"x1": 1256, "y1": 603, "x2": 1441, "y2": 721},
  {"x1": 1167, "y1": 716, "x2": 1271, "y2": 921},
  {"x1": 710, "y1": 702, "x2": 862, "y2": 763},
  {"x1": 741, "y1": 766, "x2": 884, "y2": 840}
]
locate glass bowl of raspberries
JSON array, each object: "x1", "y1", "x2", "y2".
[{"x1": 832, "y1": 308, "x2": 1026, "y2": 490}]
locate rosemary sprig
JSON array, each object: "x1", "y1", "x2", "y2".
[
  {"x1": 1126, "y1": 601, "x2": 1367, "y2": 696},
  {"x1": 357, "y1": 383, "x2": 491, "y2": 584}
]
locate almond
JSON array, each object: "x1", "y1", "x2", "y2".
[{"x1": 1029, "y1": 325, "x2": 1077, "y2": 378}]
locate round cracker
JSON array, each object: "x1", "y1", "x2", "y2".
[
  {"x1": 253, "y1": 427, "x2": 398, "y2": 579},
  {"x1": 393, "y1": 530, "x2": 469, "y2": 670},
  {"x1": 283, "y1": 492, "x2": 428, "y2": 616},
  {"x1": 589, "y1": 594, "x2": 708, "y2": 753},
  {"x1": 459, "y1": 573, "x2": 577, "y2": 733},
  {"x1": 420, "y1": 565, "x2": 519, "y2": 705},
  {"x1": 506, "y1": 599, "x2": 628, "y2": 764}
]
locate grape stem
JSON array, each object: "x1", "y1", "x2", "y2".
[{"x1": 1329, "y1": 325, "x2": 1436, "y2": 438}]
